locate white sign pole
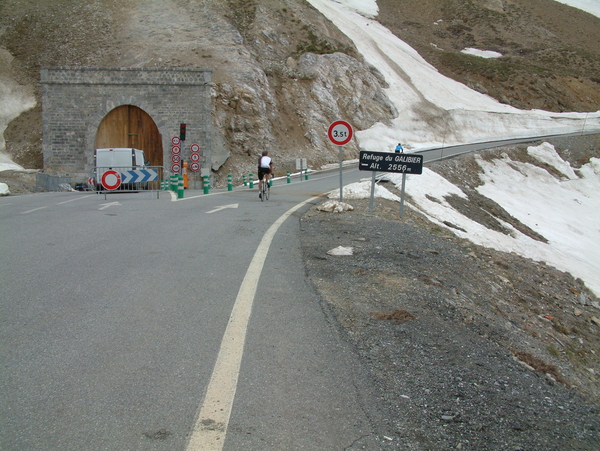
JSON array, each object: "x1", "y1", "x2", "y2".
[
  {"x1": 328, "y1": 120, "x2": 353, "y2": 204},
  {"x1": 339, "y1": 146, "x2": 343, "y2": 202}
]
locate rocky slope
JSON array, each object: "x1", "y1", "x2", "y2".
[{"x1": 1, "y1": 0, "x2": 600, "y2": 187}]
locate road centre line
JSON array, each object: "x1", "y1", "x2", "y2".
[
  {"x1": 56, "y1": 195, "x2": 94, "y2": 205},
  {"x1": 21, "y1": 206, "x2": 48, "y2": 215},
  {"x1": 186, "y1": 195, "x2": 320, "y2": 451},
  {"x1": 172, "y1": 191, "x2": 225, "y2": 201}
]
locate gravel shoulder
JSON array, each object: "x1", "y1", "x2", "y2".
[{"x1": 299, "y1": 156, "x2": 600, "y2": 450}]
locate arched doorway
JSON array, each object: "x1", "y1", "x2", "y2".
[{"x1": 94, "y1": 105, "x2": 163, "y2": 167}]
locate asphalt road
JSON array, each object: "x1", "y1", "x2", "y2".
[{"x1": 0, "y1": 168, "x2": 396, "y2": 451}]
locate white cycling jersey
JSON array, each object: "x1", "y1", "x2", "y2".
[{"x1": 259, "y1": 156, "x2": 272, "y2": 168}]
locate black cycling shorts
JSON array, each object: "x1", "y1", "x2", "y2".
[{"x1": 258, "y1": 167, "x2": 271, "y2": 180}]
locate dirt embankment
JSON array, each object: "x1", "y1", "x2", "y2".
[{"x1": 300, "y1": 135, "x2": 600, "y2": 450}]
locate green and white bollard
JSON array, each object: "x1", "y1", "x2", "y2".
[
  {"x1": 243, "y1": 174, "x2": 247, "y2": 186},
  {"x1": 203, "y1": 175, "x2": 210, "y2": 194},
  {"x1": 304, "y1": 169, "x2": 309, "y2": 180},
  {"x1": 170, "y1": 174, "x2": 177, "y2": 191},
  {"x1": 249, "y1": 173, "x2": 254, "y2": 189},
  {"x1": 177, "y1": 175, "x2": 184, "y2": 199},
  {"x1": 287, "y1": 171, "x2": 291, "y2": 184},
  {"x1": 227, "y1": 174, "x2": 233, "y2": 191}
]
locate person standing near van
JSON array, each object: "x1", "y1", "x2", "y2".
[{"x1": 258, "y1": 150, "x2": 273, "y2": 199}]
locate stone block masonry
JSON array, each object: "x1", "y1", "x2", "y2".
[{"x1": 41, "y1": 67, "x2": 212, "y2": 179}]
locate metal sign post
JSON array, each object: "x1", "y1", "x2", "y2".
[
  {"x1": 328, "y1": 120, "x2": 353, "y2": 202},
  {"x1": 296, "y1": 158, "x2": 307, "y2": 181},
  {"x1": 399, "y1": 173, "x2": 407, "y2": 217},
  {"x1": 368, "y1": 171, "x2": 376, "y2": 216},
  {"x1": 359, "y1": 150, "x2": 424, "y2": 217}
]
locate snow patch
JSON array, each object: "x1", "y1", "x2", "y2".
[
  {"x1": 318, "y1": 200, "x2": 355, "y2": 212},
  {"x1": 327, "y1": 245, "x2": 354, "y2": 256},
  {"x1": 0, "y1": 182, "x2": 10, "y2": 196},
  {"x1": 461, "y1": 48, "x2": 503, "y2": 59}
]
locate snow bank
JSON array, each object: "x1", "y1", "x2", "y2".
[{"x1": 336, "y1": 143, "x2": 600, "y2": 296}]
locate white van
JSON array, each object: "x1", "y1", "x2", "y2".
[{"x1": 94, "y1": 148, "x2": 147, "y2": 190}]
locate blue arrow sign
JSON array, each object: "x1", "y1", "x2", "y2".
[{"x1": 121, "y1": 169, "x2": 159, "y2": 183}]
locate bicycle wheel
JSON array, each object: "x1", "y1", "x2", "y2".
[
  {"x1": 260, "y1": 182, "x2": 265, "y2": 201},
  {"x1": 264, "y1": 182, "x2": 270, "y2": 200}
]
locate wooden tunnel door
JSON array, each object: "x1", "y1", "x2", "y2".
[{"x1": 94, "y1": 105, "x2": 163, "y2": 167}]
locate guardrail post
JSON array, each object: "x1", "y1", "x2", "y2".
[
  {"x1": 304, "y1": 169, "x2": 309, "y2": 180},
  {"x1": 243, "y1": 174, "x2": 247, "y2": 186},
  {"x1": 227, "y1": 174, "x2": 233, "y2": 191},
  {"x1": 178, "y1": 175, "x2": 184, "y2": 199},
  {"x1": 287, "y1": 171, "x2": 291, "y2": 183},
  {"x1": 249, "y1": 173, "x2": 254, "y2": 189},
  {"x1": 203, "y1": 175, "x2": 210, "y2": 194}
]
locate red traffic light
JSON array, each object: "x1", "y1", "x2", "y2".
[{"x1": 179, "y1": 123, "x2": 186, "y2": 141}]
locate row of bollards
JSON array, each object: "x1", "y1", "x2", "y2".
[{"x1": 161, "y1": 170, "x2": 309, "y2": 198}]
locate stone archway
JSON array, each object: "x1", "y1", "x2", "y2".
[{"x1": 94, "y1": 105, "x2": 163, "y2": 167}]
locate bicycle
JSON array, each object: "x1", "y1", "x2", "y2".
[{"x1": 260, "y1": 176, "x2": 270, "y2": 201}]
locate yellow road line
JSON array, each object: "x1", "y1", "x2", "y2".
[{"x1": 186, "y1": 196, "x2": 318, "y2": 451}]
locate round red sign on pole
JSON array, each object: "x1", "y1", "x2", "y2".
[
  {"x1": 189, "y1": 162, "x2": 200, "y2": 172},
  {"x1": 171, "y1": 145, "x2": 181, "y2": 155},
  {"x1": 190, "y1": 152, "x2": 200, "y2": 162},
  {"x1": 101, "y1": 170, "x2": 121, "y2": 190},
  {"x1": 172, "y1": 136, "x2": 181, "y2": 145},
  {"x1": 171, "y1": 163, "x2": 181, "y2": 173},
  {"x1": 171, "y1": 154, "x2": 181, "y2": 164},
  {"x1": 328, "y1": 120, "x2": 353, "y2": 146},
  {"x1": 190, "y1": 143, "x2": 200, "y2": 152}
]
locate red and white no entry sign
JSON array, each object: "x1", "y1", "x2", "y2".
[
  {"x1": 189, "y1": 162, "x2": 200, "y2": 172},
  {"x1": 328, "y1": 120, "x2": 353, "y2": 146},
  {"x1": 190, "y1": 143, "x2": 200, "y2": 152},
  {"x1": 171, "y1": 154, "x2": 181, "y2": 164},
  {"x1": 171, "y1": 163, "x2": 181, "y2": 173},
  {"x1": 172, "y1": 136, "x2": 180, "y2": 145},
  {"x1": 171, "y1": 145, "x2": 181, "y2": 155},
  {"x1": 101, "y1": 170, "x2": 121, "y2": 190}
]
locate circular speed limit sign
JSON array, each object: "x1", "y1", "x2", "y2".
[{"x1": 328, "y1": 120, "x2": 353, "y2": 146}]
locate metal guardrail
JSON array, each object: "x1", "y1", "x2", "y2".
[{"x1": 92, "y1": 166, "x2": 164, "y2": 192}]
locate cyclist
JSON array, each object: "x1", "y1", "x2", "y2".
[{"x1": 258, "y1": 150, "x2": 273, "y2": 199}]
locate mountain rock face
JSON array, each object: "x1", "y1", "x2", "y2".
[{"x1": 1, "y1": 0, "x2": 599, "y2": 185}]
